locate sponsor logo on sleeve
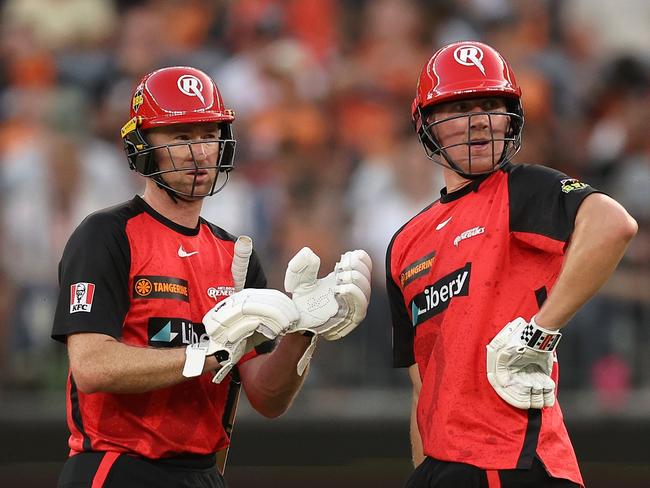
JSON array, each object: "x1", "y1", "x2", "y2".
[
  {"x1": 148, "y1": 317, "x2": 208, "y2": 348},
  {"x1": 410, "y1": 263, "x2": 471, "y2": 326},
  {"x1": 400, "y1": 252, "x2": 436, "y2": 287},
  {"x1": 133, "y1": 276, "x2": 189, "y2": 302},
  {"x1": 560, "y1": 178, "x2": 588, "y2": 193},
  {"x1": 70, "y1": 282, "x2": 96, "y2": 313}
]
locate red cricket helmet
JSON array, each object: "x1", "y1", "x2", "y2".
[
  {"x1": 412, "y1": 41, "x2": 524, "y2": 177},
  {"x1": 121, "y1": 66, "x2": 236, "y2": 197}
]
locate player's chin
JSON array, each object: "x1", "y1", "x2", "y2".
[{"x1": 457, "y1": 157, "x2": 500, "y2": 175}]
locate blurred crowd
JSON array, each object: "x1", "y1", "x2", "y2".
[{"x1": 0, "y1": 0, "x2": 648, "y2": 414}]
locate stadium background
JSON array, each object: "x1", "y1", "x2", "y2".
[{"x1": 0, "y1": 0, "x2": 648, "y2": 486}]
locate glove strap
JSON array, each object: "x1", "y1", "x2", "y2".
[
  {"x1": 297, "y1": 335, "x2": 318, "y2": 376},
  {"x1": 521, "y1": 316, "x2": 562, "y2": 352},
  {"x1": 182, "y1": 341, "x2": 210, "y2": 378}
]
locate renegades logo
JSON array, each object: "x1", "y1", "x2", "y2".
[
  {"x1": 410, "y1": 263, "x2": 471, "y2": 326},
  {"x1": 70, "y1": 282, "x2": 95, "y2": 313},
  {"x1": 133, "y1": 276, "x2": 189, "y2": 302}
]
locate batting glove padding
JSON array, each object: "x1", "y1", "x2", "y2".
[
  {"x1": 486, "y1": 316, "x2": 562, "y2": 410},
  {"x1": 203, "y1": 289, "x2": 300, "y2": 383},
  {"x1": 284, "y1": 247, "x2": 372, "y2": 374}
]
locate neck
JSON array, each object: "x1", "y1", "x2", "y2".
[
  {"x1": 443, "y1": 167, "x2": 473, "y2": 193},
  {"x1": 142, "y1": 182, "x2": 203, "y2": 229}
]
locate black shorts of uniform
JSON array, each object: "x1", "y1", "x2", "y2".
[
  {"x1": 405, "y1": 457, "x2": 581, "y2": 488},
  {"x1": 57, "y1": 451, "x2": 227, "y2": 488}
]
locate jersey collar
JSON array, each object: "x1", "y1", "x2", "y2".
[
  {"x1": 439, "y1": 164, "x2": 510, "y2": 204},
  {"x1": 134, "y1": 195, "x2": 201, "y2": 236}
]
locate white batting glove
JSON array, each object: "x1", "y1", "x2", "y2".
[
  {"x1": 284, "y1": 247, "x2": 372, "y2": 375},
  {"x1": 486, "y1": 316, "x2": 562, "y2": 409},
  {"x1": 203, "y1": 289, "x2": 299, "y2": 383}
]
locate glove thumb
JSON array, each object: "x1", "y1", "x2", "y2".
[{"x1": 284, "y1": 247, "x2": 321, "y2": 293}]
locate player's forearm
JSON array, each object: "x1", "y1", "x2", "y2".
[
  {"x1": 536, "y1": 194, "x2": 637, "y2": 330},
  {"x1": 408, "y1": 365, "x2": 425, "y2": 466},
  {"x1": 410, "y1": 400, "x2": 425, "y2": 467},
  {"x1": 240, "y1": 333, "x2": 312, "y2": 418},
  {"x1": 68, "y1": 333, "x2": 211, "y2": 394}
]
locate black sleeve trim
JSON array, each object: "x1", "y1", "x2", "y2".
[
  {"x1": 51, "y1": 205, "x2": 132, "y2": 342},
  {"x1": 508, "y1": 163, "x2": 602, "y2": 242},
  {"x1": 386, "y1": 232, "x2": 415, "y2": 368},
  {"x1": 244, "y1": 250, "x2": 267, "y2": 289},
  {"x1": 534, "y1": 286, "x2": 548, "y2": 308}
]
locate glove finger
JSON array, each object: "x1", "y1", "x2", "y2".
[
  {"x1": 335, "y1": 270, "x2": 371, "y2": 301},
  {"x1": 350, "y1": 250, "x2": 373, "y2": 274},
  {"x1": 334, "y1": 283, "x2": 368, "y2": 323},
  {"x1": 202, "y1": 299, "x2": 239, "y2": 336},
  {"x1": 241, "y1": 290, "x2": 300, "y2": 323},
  {"x1": 337, "y1": 251, "x2": 372, "y2": 279},
  {"x1": 541, "y1": 375, "x2": 556, "y2": 407},
  {"x1": 488, "y1": 317, "x2": 527, "y2": 350},
  {"x1": 322, "y1": 319, "x2": 359, "y2": 340},
  {"x1": 284, "y1": 247, "x2": 321, "y2": 293},
  {"x1": 517, "y1": 369, "x2": 548, "y2": 409},
  {"x1": 493, "y1": 353, "x2": 514, "y2": 387},
  {"x1": 511, "y1": 372, "x2": 536, "y2": 409}
]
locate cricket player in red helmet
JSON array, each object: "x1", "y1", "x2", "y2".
[
  {"x1": 52, "y1": 66, "x2": 373, "y2": 487},
  {"x1": 387, "y1": 41, "x2": 637, "y2": 487}
]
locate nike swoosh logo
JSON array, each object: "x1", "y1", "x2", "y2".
[
  {"x1": 178, "y1": 245, "x2": 199, "y2": 258},
  {"x1": 436, "y1": 216, "x2": 452, "y2": 231}
]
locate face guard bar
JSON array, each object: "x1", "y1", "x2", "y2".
[
  {"x1": 122, "y1": 119, "x2": 236, "y2": 198},
  {"x1": 415, "y1": 105, "x2": 524, "y2": 179}
]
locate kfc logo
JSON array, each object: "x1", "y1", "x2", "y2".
[
  {"x1": 454, "y1": 45, "x2": 486, "y2": 75},
  {"x1": 70, "y1": 282, "x2": 96, "y2": 313},
  {"x1": 177, "y1": 75, "x2": 205, "y2": 105}
]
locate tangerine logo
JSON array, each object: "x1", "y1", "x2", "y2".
[
  {"x1": 135, "y1": 278, "x2": 153, "y2": 296},
  {"x1": 400, "y1": 252, "x2": 436, "y2": 287},
  {"x1": 453, "y1": 45, "x2": 486, "y2": 75},
  {"x1": 133, "y1": 275, "x2": 190, "y2": 302},
  {"x1": 177, "y1": 75, "x2": 205, "y2": 105}
]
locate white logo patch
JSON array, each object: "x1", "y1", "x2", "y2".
[
  {"x1": 207, "y1": 286, "x2": 236, "y2": 299},
  {"x1": 436, "y1": 216, "x2": 453, "y2": 231},
  {"x1": 453, "y1": 226, "x2": 485, "y2": 247},
  {"x1": 178, "y1": 245, "x2": 199, "y2": 258},
  {"x1": 177, "y1": 75, "x2": 205, "y2": 105},
  {"x1": 453, "y1": 45, "x2": 486, "y2": 75},
  {"x1": 70, "y1": 282, "x2": 95, "y2": 313}
]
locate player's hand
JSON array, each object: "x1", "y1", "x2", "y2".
[
  {"x1": 284, "y1": 247, "x2": 372, "y2": 374},
  {"x1": 202, "y1": 289, "x2": 299, "y2": 383},
  {"x1": 486, "y1": 316, "x2": 562, "y2": 409}
]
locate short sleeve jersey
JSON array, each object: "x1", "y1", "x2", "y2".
[
  {"x1": 52, "y1": 196, "x2": 271, "y2": 459},
  {"x1": 387, "y1": 163, "x2": 599, "y2": 486}
]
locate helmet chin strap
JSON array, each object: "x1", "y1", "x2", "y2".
[
  {"x1": 152, "y1": 174, "x2": 180, "y2": 204},
  {"x1": 438, "y1": 145, "x2": 508, "y2": 180},
  {"x1": 152, "y1": 174, "x2": 202, "y2": 205}
]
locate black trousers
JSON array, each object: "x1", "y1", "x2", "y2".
[
  {"x1": 405, "y1": 457, "x2": 581, "y2": 488},
  {"x1": 58, "y1": 451, "x2": 227, "y2": 488}
]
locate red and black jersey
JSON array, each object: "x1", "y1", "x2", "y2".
[
  {"x1": 52, "y1": 196, "x2": 271, "y2": 459},
  {"x1": 387, "y1": 163, "x2": 600, "y2": 486}
]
